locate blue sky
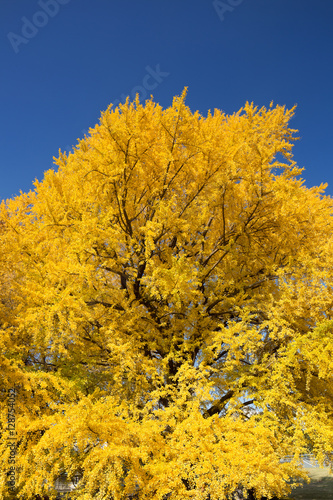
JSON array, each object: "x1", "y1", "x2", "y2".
[{"x1": 1, "y1": 0, "x2": 332, "y2": 201}]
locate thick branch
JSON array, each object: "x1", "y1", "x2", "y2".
[{"x1": 205, "y1": 390, "x2": 234, "y2": 417}]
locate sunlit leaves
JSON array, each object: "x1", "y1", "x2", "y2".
[{"x1": 1, "y1": 91, "x2": 333, "y2": 499}]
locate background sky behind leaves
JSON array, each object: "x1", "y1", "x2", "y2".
[{"x1": 1, "y1": 0, "x2": 332, "y2": 201}]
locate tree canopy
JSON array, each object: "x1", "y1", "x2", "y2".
[{"x1": 1, "y1": 90, "x2": 333, "y2": 500}]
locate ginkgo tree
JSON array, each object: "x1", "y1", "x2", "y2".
[{"x1": 1, "y1": 90, "x2": 333, "y2": 500}]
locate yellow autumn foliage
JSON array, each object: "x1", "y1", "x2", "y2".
[{"x1": 1, "y1": 90, "x2": 333, "y2": 499}]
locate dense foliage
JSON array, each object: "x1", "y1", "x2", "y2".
[{"x1": 1, "y1": 91, "x2": 333, "y2": 499}]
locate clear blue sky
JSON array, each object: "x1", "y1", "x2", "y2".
[{"x1": 1, "y1": 0, "x2": 332, "y2": 201}]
